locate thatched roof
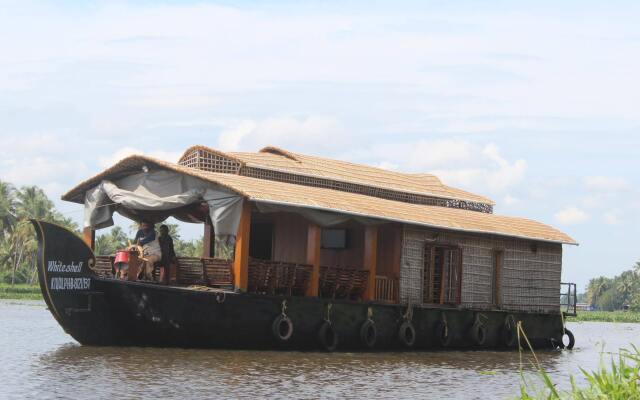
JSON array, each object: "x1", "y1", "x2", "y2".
[
  {"x1": 179, "y1": 145, "x2": 495, "y2": 206},
  {"x1": 62, "y1": 155, "x2": 576, "y2": 245}
]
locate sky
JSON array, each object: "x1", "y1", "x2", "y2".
[{"x1": 1, "y1": 0, "x2": 639, "y2": 290}]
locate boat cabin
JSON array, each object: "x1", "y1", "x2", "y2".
[{"x1": 62, "y1": 145, "x2": 577, "y2": 314}]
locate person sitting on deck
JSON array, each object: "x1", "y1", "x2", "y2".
[
  {"x1": 158, "y1": 224, "x2": 177, "y2": 285},
  {"x1": 133, "y1": 221, "x2": 161, "y2": 281}
]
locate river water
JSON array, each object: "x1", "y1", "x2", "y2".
[{"x1": 1, "y1": 300, "x2": 638, "y2": 400}]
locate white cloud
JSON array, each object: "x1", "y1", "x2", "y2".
[
  {"x1": 503, "y1": 195, "x2": 519, "y2": 205},
  {"x1": 602, "y1": 209, "x2": 623, "y2": 225},
  {"x1": 554, "y1": 206, "x2": 589, "y2": 225},
  {"x1": 98, "y1": 147, "x2": 181, "y2": 168},
  {"x1": 584, "y1": 176, "x2": 630, "y2": 192},
  {"x1": 98, "y1": 147, "x2": 144, "y2": 168},
  {"x1": 366, "y1": 139, "x2": 526, "y2": 195},
  {"x1": 217, "y1": 116, "x2": 347, "y2": 153}
]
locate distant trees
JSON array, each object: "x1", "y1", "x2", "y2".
[
  {"x1": 95, "y1": 222, "x2": 203, "y2": 258},
  {"x1": 0, "y1": 181, "x2": 78, "y2": 284},
  {"x1": 585, "y1": 263, "x2": 640, "y2": 312},
  {"x1": 0, "y1": 179, "x2": 203, "y2": 285}
]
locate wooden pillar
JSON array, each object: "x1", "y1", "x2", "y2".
[
  {"x1": 203, "y1": 220, "x2": 213, "y2": 258},
  {"x1": 305, "y1": 223, "x2": 321, "y2": 297},
  {"x1": 82, "y1": 227, "x2": 95, "y2": 250},
  {"x1": 233, "y1": 201, "x2": 252, "y2": 292},
  {"x1": 362, "y1": 225, "x2": 378, "y2": 301}
]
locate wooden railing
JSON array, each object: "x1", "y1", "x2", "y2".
[
  {"x1": 91, "y1": 255, "x2": 233, "y2": 287},
  {"x1": 374, "y1": 275, "x2": 398, "y2": 303},
  {"x1": 248, "y1": 259, "x2": 312, "y2": 296},
  {"x1": 319, "y1": 266, "x2": 369, "y2": 301},
  {"x1": 175, "y1": 257, "x2": 233, "y2": 287}
]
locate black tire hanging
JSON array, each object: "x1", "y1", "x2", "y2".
[
  {"x1": 272, "y1": 314, "x2": 294, "y2": 342},
  {"x1": 435, "y1": 321, "x2": 451, "y2": 347},
  {"x1": 360, "y1": 319, "x2": 377, "y2": 349},
  {"x1": 563, "y1": 329, "x2": 575, "y2": 350},
  {"x1": 398, "y1": 321, "x2": 416, "y2": 348},
  {"x1": 471, "y1": 322, "x2": 487, "y2": 346},
  {"x1": 502, "y1": 325, "x2": 517, "y2": 348},
  {"x1": 318, "y1": 321, "x2": 338, "y2": 352}
]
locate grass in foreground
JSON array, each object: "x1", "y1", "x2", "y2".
[
  {"x1": 567, "y1": 311, "x2": 640, "y2": 323},
  {"x1": 519, "y1": 345, "x2": 640, "y2": 399},
  {"x1": 0, "y1": 283, "x2": 42, "y2": 300},
  {"x1": 516, "y1": 319, "x2": 640, "y2": 400}
]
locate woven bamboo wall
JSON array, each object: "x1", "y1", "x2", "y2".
[{"x1": 400, "y1": 227, "x2": 563, "y2": 313}]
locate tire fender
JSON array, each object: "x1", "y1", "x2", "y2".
[
  {"x1": 398, "y1": 321, "x2": 416, "y2": 348},
  {"x1": 272, "y1": 314, "x2": 293, "y2": 342},
  {"x1": 318, "y1": 321, "x2": 338, "y2": 352},
  {"x1": 360, "y1": 319, "x2": 377, "y2": 349}
]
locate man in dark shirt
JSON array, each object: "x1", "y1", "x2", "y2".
[
  {"x1": 134, "y1": 221, "x2": 156, "y2": 246},
  {"x1": 133, "y1": 221, "x2": 160, "y2": 280},
  {"x1": 158, "y1": 224, "x2": 177, "y2": 284}
]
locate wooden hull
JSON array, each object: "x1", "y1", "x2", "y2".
[{"x1": 32, "y1": 220, "x2": 565, "y2": 351}]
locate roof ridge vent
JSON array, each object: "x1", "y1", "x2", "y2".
[{"x1": 259, "y1": 146, "x2": 299, "y2": 161}]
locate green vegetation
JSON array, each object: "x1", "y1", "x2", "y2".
[
  {"x1": 585, "y1": 262, "x2": 640, "y2": 312},
  {"x1": 0, "y1": 181, "x2": 79, "y2": 285},
  {"x1": 516, "y1": 320, "x2": 640, "y2": 399},
  {"x1": 0, "y1": 283, "x2": 42, "y2": 300},
  {"x1": 1, "y1": 179, "x2": 202, "y2": 286},
  {"x1": 519, "y1": 345, "x2": 640, "y2": 399},
  {"x1": 568, "y1": 311, "x2": 640, "y2": 323},
  {"x1": 95, "y1": 222, "x2": 202, "y2": 257}
]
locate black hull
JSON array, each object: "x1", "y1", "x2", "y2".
[{"x1": 32, "y1": 220, "x2": 565, "y2": 351}]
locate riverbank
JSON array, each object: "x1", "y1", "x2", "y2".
[
  {"x1": 567, "y1": 311, "x2": 640, "y2": 323},
  {"x1": 0, "y1": 284, "x2": 42, "y2": 300}
]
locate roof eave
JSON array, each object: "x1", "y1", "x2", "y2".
[{"x1": 250, "y1": 198, "x2": 578, "y2": 245}]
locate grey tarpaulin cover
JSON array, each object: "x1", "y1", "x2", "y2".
[
  {"x1": 83, "y1": 170, "x2": 243, "y2": 259},
  {"x1": 254, "y1": 202, "x2": 380, "y2": 227}
]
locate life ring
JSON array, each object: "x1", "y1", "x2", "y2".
[
  {"x1": 435, "y1": 321, "x2": 451, "y2": 347},
  {"x1": 472, "y1": 322, "x2": 487, "y2": 346},
  {"x1": 318, "y1": 321, "x2": 338, "y2": 352},
  {"x1": 562, "y1": 329, "x2": 575, "y2": 350},
  {"x1": 272, "y1": 314, "x2": 293, "y2": 342},
  {"x1": 360, "y1": 319, "x2": 377, "y2": 349},
  {"x1": 502, "y1": 317, "x2": 517, "y2": 348},
  {"x1": 398, "y1": 321, "x2": 416, "y2": 348}
]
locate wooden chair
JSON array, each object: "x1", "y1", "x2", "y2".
[
  {"x1": 175, "y1": 257, "x2": 204, "y2": 285},
  {"x1": 292, "y1": 264, "x2": 312, "y2": 296},
  {"x1": 334, "y1": 267, "x2": 356, "y2": 299},
  {"x1": 350, "y1": 270, "x2": 369, "y2": 300},
  {"x1": 93, "y1": 255, "x2": 115, "y2": 277},
  {"x1": 202, "y1": 258, "x2": 233, "y2": 287}
]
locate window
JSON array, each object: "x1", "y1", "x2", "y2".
[
  {"x1": 424, "y1": 245, "x2": 462, "y2": 305},
  {"x1": 321, "y1": 229, "x2": 348, "y2": 249}
]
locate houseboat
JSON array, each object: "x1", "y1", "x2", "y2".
[{"x1": 33, "y1": 145, "x2": 578, "y2": 351}]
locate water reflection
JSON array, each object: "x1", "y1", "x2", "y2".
[{"x1": 3, "y1": 300, "x2": 639, "y2": 400}]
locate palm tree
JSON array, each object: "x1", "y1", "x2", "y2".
[
  {"x1": 95, "y1": 226, "x2": 129, "y2": 255},
  {"x1": 0, "y1": 180, "x2": 16, "y2": 235},
  {"x1": 586, "y1": 276, "x2": 611, "y2": 308},
  {"x1": 616, "y1": 271, "x2": 636, "y2": 303}
]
